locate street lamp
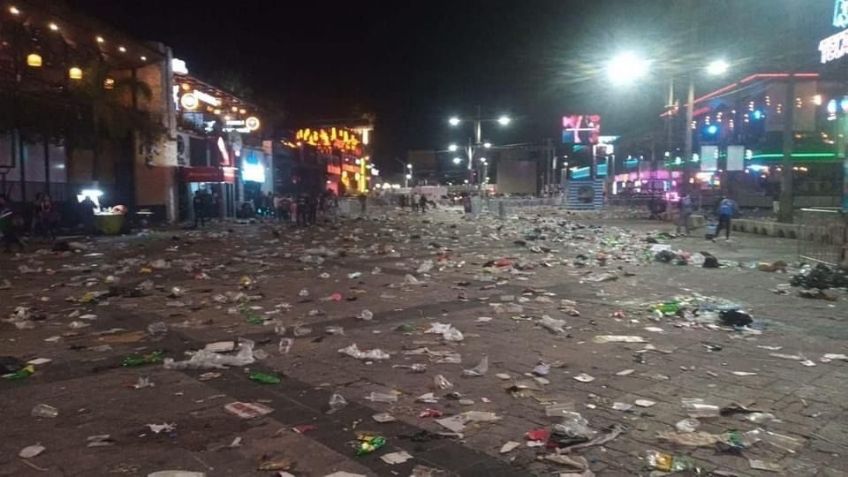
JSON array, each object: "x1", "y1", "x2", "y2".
[
  {"x1": 497, "y1": 115, "x2": 511, "y2": 126},
  {"x1": 706, "y1": 59, "x2": 730, "y2": 76},
  {"x1": 448, "y1": 117, "x2": 461, "y2": 126},
  {"x1": 483, "y1": 142, "x2": 492, "y2": 148},
  {"x1": 606, "y1": 52, "x2": 650, "y2": 87},
  {"x1": 448, "y1": 144, "x2": 458, "y2": 152},
  {"x1": 452, "y1": 157, "x2": 462, "y2": 165},
  {"x1": 406, "y1": 163, "x2": 413, "y2": 170}
]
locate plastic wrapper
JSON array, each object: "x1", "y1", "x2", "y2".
[
  {"x1": 163, "y1": 340, "x2": 255, "y2": 370},
  {"x1": 539, "y1": 315, "x2": 566, "y2": 334},
  {"x1": 338, "y1": 344, "x2": 390, "y2": 361}
]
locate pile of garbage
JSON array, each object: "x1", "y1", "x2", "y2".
[{"x1": 790, "y1": 263, "x2": 848, "y2": 290}]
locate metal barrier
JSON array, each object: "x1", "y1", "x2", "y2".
[
  {"x1": 486, "y1": 196, "x2": 564, "y2": 215},
  {"x1": 797, "y1": 208, "x2": 847, "y2": 267}
]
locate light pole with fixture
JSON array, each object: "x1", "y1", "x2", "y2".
[
  {"x1": 447, "y1": 109, "x2": 511, "y2": 190},
  {"x1": 605, "y1": 52, "x2": 731, "y2": 193}
]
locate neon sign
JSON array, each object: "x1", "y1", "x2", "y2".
[
  {"x1": 193, "y1": 90, "x2": 221, "y2": 107},
  {"x1": 295, "y1": 127, "x2": 362, "y2": 153},
  {"x1": 820, "y1": 0, "x2": 848, "y2": 63},
  {"x1": 835, "y1": 0, "x2": 848, "y2": 28}
]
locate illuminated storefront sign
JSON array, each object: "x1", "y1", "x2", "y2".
[
  {"x1": 820, "y1": 0, "x2": 848, "y2": 63},
  {"x1": 295, "y1": 127, "x2": 362, "y2": 153},
  {"x1": 192, "y1": 90, "x2": 221, "y2": 107},
  {"x1": 180, "y1": 92, "x2": 199, "y2": 110},
  {"x1": 327, "y1": 165, "x2": 342, "y2": 175}
]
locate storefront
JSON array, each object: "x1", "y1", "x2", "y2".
[
  {"x1": 293, "y1": 126, "x2": 371, "y2": 196},
  {"x1": 172, "y1": 66, "x2": 268, "y2": 220}
]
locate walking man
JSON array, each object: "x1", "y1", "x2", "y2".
[
  {"x1": 715, "y1": 196, "x2": 738, "y2": 241},
  {"x1": 193, "y1": 190, "x2": 206, "y2": 228}
]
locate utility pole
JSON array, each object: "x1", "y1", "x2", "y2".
[
  {"x1": 778, "y1": 76, "x2": 796, "y2": 223},
  {"x1": 682, "y1": 77, "x2": 695, "y2": 194}
]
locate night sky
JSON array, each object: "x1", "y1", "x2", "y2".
[{"x1": 67, "y1": 0, "x2": 834, "y2": 172}]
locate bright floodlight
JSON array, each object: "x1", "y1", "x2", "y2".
[
  {"x1": 452, "y1": 157, "x2": 462, "y2": 165},
  {"x1": 480, "y1": 157, "x2": 487, "y2": 163},
  {"x1": 406, "y1": 163, "x2": 413, "y2": 169},
  {"x1": 405, "y1": 174, "x2": 412, "y2": 179},
  {"x1": 448, "y1": 117, "x2": 461, "y2": 126},
  {"x1": 448, "y1": 144, "x2": 458, "y2": 152},
  {"x1": 497, "y1": 115, "x2": 511, "y2": 126},
  {"x1": 483, "y1": 142, "x2": 492, "y2": 148},
  {"x1": 607, "y1": 52, "x2": 649, "y2": 86},
  {"x1": 706, "y1": 59, "x2": 730, "y2": 76}
]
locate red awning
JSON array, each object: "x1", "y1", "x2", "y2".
[{"x1": 180, "y1": 166, "x2": 236, "y2": 184}]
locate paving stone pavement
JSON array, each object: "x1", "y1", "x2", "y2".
[{"x1": 1, "y1": 206, "x2": 846, "y2": 476}]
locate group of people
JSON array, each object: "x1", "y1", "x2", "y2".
[
  {"x1": 1, "y1": 192, "x2": 63, "y2": 253},
  {"x1": 276, "y1": 191, "x2": 338, "y2": 226},
  {"x1": 399, "y1": 193, "x2": 430, "y2": 212},
  {"x1": 674, "y1": 192, "x2": 739, "y2": 241}
]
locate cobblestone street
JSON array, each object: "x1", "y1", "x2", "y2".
[{"x1": 1, "y1": 206, "x2": 847, "y2": 477}]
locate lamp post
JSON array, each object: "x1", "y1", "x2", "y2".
[
  {"x1": 447, "y1": 109, "x2": 510, "y2": 190},
  {"x1": 605, "y1": 53, "x2": 730, "y2": 193}
]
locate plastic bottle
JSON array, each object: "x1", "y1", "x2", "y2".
[
  {"x1": 356, "y1": 435, "x2": 386, "y2": 456},
  {"x1": 248, "y1": 372, "x2": 281, "y2": 384},
  {"x1": 31, "y1": 403, "x2": 59, "y2": 418},
  {"x1": 646, "y1": 450, "x2": 697, "y2": 472},
  {"x1": 121, "y1": 351, "x2": 164, "y2": 367},
  {"x1": 2, "y1": 364, "x2": 35, "y2": 380}
]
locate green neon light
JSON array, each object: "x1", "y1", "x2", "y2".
[{"x1": 750, "y1": 152, "x2": 836, "y2": 160}]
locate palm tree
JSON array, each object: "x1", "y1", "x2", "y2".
[{"x1": 71, "y1": 62, "x2": 164, "y2": 180}]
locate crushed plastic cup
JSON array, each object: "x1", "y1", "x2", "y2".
[
  {"x1": 675, "y1": 418, "x2": 700, "y2": 433},
  {"x1": 365, "y1": 392, "x2": 398, "y2": 403},
  {"x1": 462, "y1": 355, "x2": 489, "y2": 377},
  {"x1": 278, "y1": 338, "x2": 294, "y2": 354},
  {"x1": 357, "y1": 309, "x2": 374, "y2": 321},
  {"x1": 681, "y1": 398, "x2": 720, "y2": 418},
  {"x1": 433, "y1": 374, "x2": 453, "y2": 390},
  {"x1": 327, "y1": 393, "x2": 348, "y2": 414}
]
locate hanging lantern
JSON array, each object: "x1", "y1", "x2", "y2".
[
  {"x1": 104, "y1": 77, "x2": 115, "y2": 89},
  {"x1": 68, "y1": 67, "x2": 83, "y2": 80},
  {"x1": 26, "y1": 53, "x2": 42, "y2": 67}
]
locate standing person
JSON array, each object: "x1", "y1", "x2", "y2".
[
  {"x1": 308, "y1": 194, "x2": 318, "y2": 225},
  {"x1": 296, "y1": 194, "x2": 309, "y2": 226},
  {"x1": 1, "y1": 195, "x2": 24, "y2": 253},
  {"x1": 715, "y1": 196, "x2": 738, "y2": 241},
  {"x1": 79, "y1": 195, "x2": 97, "y2": 235},
  {"x1": 273, "y1": 193, "x2": 284, "y2": 222},
  {"x1": 358, "y1": 193, "x2": 367, "y2": 217},
  {"x1": 419, "y1": 193, "x2": 428, "y2": 213},
  {"x1": 193, "y1": 190, "x2": 206, "y2": 228},
  {"x1": 39, "y1": 194, "x2": 56, "y2": 240},
  {"x1": 676, "y1": 193, "x2": 694, "y2": 236},
  {"x1": 411, "y1": 193, "x2": 419, "y2": 212}
]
